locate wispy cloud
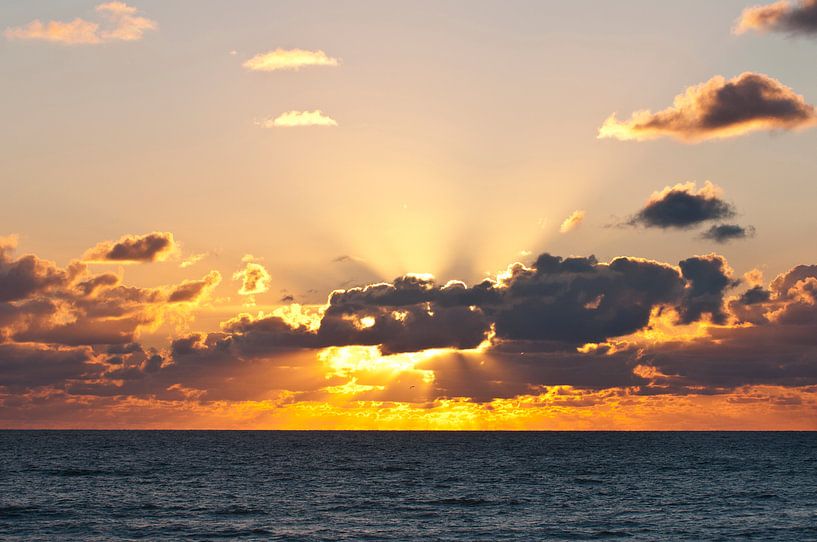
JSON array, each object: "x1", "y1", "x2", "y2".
[
  {"x1": 180, "y1": 253, "x2": 208, "y2": 269},
  {"x1": 242, "y1": 48, "x2": 340, "y2": 72},
  {"x1": 559, "y1": 210, "x2": 586, "y2": 234},
  {"x1": 4, "y1": 2, "x2": 156, "y2": 45},
  {"x1": 256, "y1": 110, "x2": 338, "y2": 128},
  {"x1": 599, "y1": 72, "x2": 816, "y2": 142}
]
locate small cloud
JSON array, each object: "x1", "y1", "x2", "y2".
[
  {"x1": 83, "y1": 232, "x2": 177, "y2": 264},
  {"x1": 256, "y1": 110, "x2": 338, "y2": 128},
  {"x1": 4, "y1": 2, "x2": 156, "y2": 45},
  {"x1": 626, "y1": 182, "x2": 735, "y2": 229},
  {"x1": 735, "y1": 0, "x2": 817, "y2": 35},
  {"x1": 598, "y1": 72, "x2": 817, "y2": 142},
  {"x1": 179, "y1": 253, "x2": 207, "y2": 269},
  {"x1": 242, "y1": 48, "x2": 340, "y2": 72},
  {"x1": 559, "y1": 210, "x2": 586, "y2": 234},
  {"x1": 332, "y1": 255, "x2": 365, "y2": 264},
  {"x1": 233, "y1": 262, "x2": 272, "y2": 296},
  {"x1": 168, "y1": 271, "x2": 222, "y2": 304},
  {"x1": 700, "y1": 224, "x2": 756, "y2": 243}
]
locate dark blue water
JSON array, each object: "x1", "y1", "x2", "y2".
[{"x1": 1, "y1": 432, "x2": 816, "y2": 541}]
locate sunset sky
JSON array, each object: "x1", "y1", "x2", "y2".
[{"x1": 2, "y1": 0, "x2": 817, "y2": 429}]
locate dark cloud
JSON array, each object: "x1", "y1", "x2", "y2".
[
  {"x1": 0, "y1": 344, "x2": 99, "y2": 392},
  {"x1": 491, "y1": 255, "x2": 685, "y2": 345},
  {"x1": 627, "y1": 182, "x2": 735, "y2": 229},
  {"x1": 737, "y1": 0, "x2": 817, "y2": 35},
  {"x1": 0, "y1": 240, "x2": 79, "y2": 302},
  {"x1": 599, "y1": 72, "x2": 817, "y2": 142},
  {"x1": 740, "y1": 285, "x2": 772, "y2": 305},
  {"x1": 701, "y1": 223, "x2": 756, "y2": 243},
  {"x1": 678, "y1": 254, "x2": 738, "y2": 324},
  {"x1": 83, "y1": 232, "x2": 176, "y2": 263}
]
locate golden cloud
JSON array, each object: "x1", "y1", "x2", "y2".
[
  {"x1": 242, "y1": 48, "x2": 340, "y2": 72},
  {"x1": 233, "y1": 261, "x2": 272, "y2": 296},
  {"x1": 256, "y1": 110, "x2": 339, "y2": 128},
  {"x1": 559, "y1": 210, "x2": 586, "y2": 234}
]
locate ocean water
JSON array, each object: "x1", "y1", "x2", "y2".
[{"x1": 0, "y1": 432, "x2": 816, "y2": 541}]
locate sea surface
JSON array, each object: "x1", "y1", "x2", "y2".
[{"x1": 0, "y1": 431, "x2": 816, "y2": 541}]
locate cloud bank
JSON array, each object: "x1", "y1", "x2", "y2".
[{"x1": 2, "y1": 235, "x2": 816, "y2": 428}]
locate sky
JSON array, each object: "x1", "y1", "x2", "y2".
[{"x1": 2, "y1": 0, "x2": 817, "y2": 429}]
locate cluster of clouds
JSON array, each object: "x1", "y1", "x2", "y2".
[
  {"x1": 2, "y1": 233, "x2": 817, "y2": 417},
  {"x1": 4, "y1": 2, "x2": 156, "y2": 44}
]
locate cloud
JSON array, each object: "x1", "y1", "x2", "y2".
[
  {"x1": 83, "y1": 232, "x2": 177, "y2": 264},
  {"x1": 256, "y1": 110, "x2": 338, "y2": 128},
  {"x1": 167, "y1": 271, "x2": 221, "y2": 304},
  {"x1": 242, "y1": 48, "x2": 340, "y2": 72},
  {"x1": 232, "y1": 262, "x2": 271, "y2": 296},
  {"x1": 627, "y1": 182, "x2": 735, "y2": 229},
  {"x1": 701, "y1": 224, "x2": 756, "y2": 243},
  {"x1": 598, "y1": 72, "x2": 817, "y2": 142},
  {"x1": 559, "y1": 210, "x2": 586, "y2": 233},
  {"x1": 736, "y1": 0, "x2": 817, "y2": 35},
  {"x1": 4, "y1": 2, "x2": 156, "y2": 45}
]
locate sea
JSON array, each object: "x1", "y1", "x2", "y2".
[{"x1": 0, "y1": 431, "x2": 815, "y2": 541}]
